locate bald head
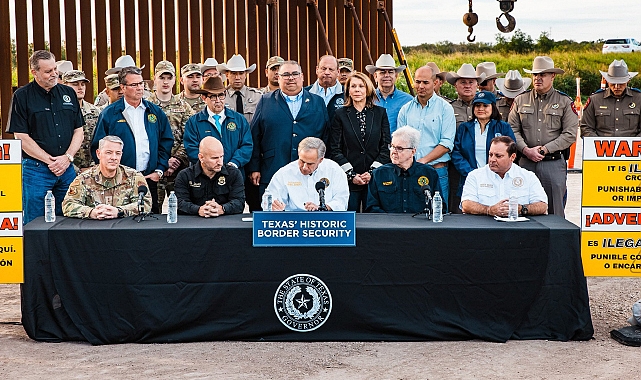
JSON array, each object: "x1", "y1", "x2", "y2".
[
  {"x1": 198, "y1": 136, "x2": 225, "y2": 176},
  {"x1": 200, "y1": 136, "x2": 223, "y2": 154},
  {"x1": 415, "y1": 66, "x2": 434, "y2": 80}
]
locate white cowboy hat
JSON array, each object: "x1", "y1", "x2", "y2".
[
  {"x1": 475, "y1": 62, "x2": 505, "y2": 81},
  {"x1": 201, "y1": 58, "x2": 219, "y2": 73},
  {"x1": 446, "y1": 63, "x2": 486, "y2": 86},
  {"x1": 496, "y1": 70, "x2": 532, "y2": 98},
  {"x1": 523, "y1": 56, "x2": 564, "y2": 75},
  {"x1": 365, "y1": 54, "x2": 405, "y2": 74},
  {"x1": 599, "y1": 59, "x2": 638, "y2": 84},
  {"x1": 55, "y1": 60, "x2": 73, "y2": 75},
  {"x1": 105, "y1": 55, "x2": 144, "y2": 75},
  {"x1": 217, "y1": 54, "x2": 256, "y2": 74}
]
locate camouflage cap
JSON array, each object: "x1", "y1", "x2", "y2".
[
  {"x1": 62, "y1": 70, "x2": 89, "y2": 83},
  {"x1": 338, "y1": 58, "x2": 354, "y2": 72},
  {"x1": 265, "y1": 56, "x2": 285, "y2": 69},
  {"x1": 105, "y1": 74, "x2": 120, "y2": 89},
  {"x1": 181, "y1": 63, "x2": 202, "y2": 77},
  {"x1": 155, "y1": 60, "x2": 176, "y2": 77}
]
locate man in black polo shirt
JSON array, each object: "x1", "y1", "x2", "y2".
[
  {"x1": 174, "y1": 136, "x2": 245, "y2": 217},
  {"x1": 8, "y1": 50, "x2": 84, "y2": 224}
]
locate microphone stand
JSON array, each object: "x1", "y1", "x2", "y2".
[
  {"x1": 412, "y1": 192, "x2": 432, "y2": 219},
  {"x1": 318, "y1": 189, "x2": 328, "y2": 211},
  {"x1": 133, "y1": 194, "x2": 158, "y2": 222}
]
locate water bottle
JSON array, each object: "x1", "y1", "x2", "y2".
[
  {"x1": 432, "y1": 191, "x2": 443, "y2": 223},
  {"x1": 44, "y1": 190, "x2": 56, "y2": 223},
  {"x1": 167, "y1": 191, "x2": 178, "y2": 223},
  {"x1": 262, "y1": 190, "x2": 273, "y2": 211},
  {"x1": 508, "y1": 191, "x2": 518, "y2": 221}
]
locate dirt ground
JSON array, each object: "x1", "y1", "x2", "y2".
[{"x1": 2, "y1": 171, "x2": 640, "y2": 379}]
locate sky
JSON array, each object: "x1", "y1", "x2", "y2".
[{"x1": 393, "y1": 0, "x2": 641, "y2": 46}]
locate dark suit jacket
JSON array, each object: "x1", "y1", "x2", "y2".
[
  {"x1": 247, "y1": 89, "x2": 329, "y2": 186},
  {"x1": 329, "y1": 105, "x2": 391, "y2": 191}
]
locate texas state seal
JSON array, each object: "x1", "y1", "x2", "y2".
[{"x1": 274, "y1": 274, "x2": 332, "y2": 332}]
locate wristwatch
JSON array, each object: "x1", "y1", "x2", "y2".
[
  {"x1": 520, "y1": 204, "x2": 528, "y2": 216},
  {"x1": 65, "y1": 153, "x2": 73, "y2": 162},
  {"x1": 155, "y1": 169, "x2": 164, "y2": 179},
  {"x1": 117, "y1": 207, "x2": 125, "y2": 218}
]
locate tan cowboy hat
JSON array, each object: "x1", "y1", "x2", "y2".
[
  {"x1": 105, "y1": 55, "x2": 144, "y2": 75},
  {"x1": 426, "y1": 62, "x2": 447, "y2": 81},
  {"x1": 365, "y1": 54, "x2": 405, "y2": 74},
  {"x1": 446, "y1": 63, "x2": 486, "y2": 86},
  {"x1": 193, "y1": 76, "x2": 226, "y2": 95},
  {"x1": 496, "y1": 70, "x2": 532, "y2": 98},
  {"x1": 217, "y1": 54, "x2": 256, "y2": 74},
  {"x1": 600, "y1": 59, "x2": 638, "y2": 84},
  {"x1": 476, "y1": 62, "x2": 505, "y2": 81},
  {"x1": 523, "y1": 56, "x2": 564, "y2": 74}
]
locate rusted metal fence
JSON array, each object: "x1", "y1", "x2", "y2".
[{"x1": 0, "y1": 0, "x2": 393, "y2": 137}]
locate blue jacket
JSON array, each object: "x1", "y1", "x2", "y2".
[
  {"x1": 91, "y1": 98, "x2": 174, "y2": 176},
  {"x1": 366, "y1": 160, "x2": 443, "y2": 213},
  {"x1": 451, "y1": 118, "x2": 516, "y2": 195},
  {"x1": 248, "y1": 89, "x2": 329, "y2": 186},
  {"x1": 183, "y1": 107, "x2": 253, "y2": 173}
]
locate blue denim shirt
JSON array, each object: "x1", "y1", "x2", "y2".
[{"x1": 374, "y1": 88, "x2": 412, "y2": 134}]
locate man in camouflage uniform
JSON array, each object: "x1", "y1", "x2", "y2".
[
  {"x1": 218, "y1": 54, "x2": 263, "y2": 123},
  {"x1": 509, "y1": 56, "x2": 578, "y2": 217},
  {"x1": 62, "y1": 70, "x2": 102, "y2": 171},
  {"x1": 260, "y1": 56, "x2": 284, "y2": 93},
  {"x1": 337, "y1": 57, "x2": 353, "y2": 86},
  {"x1": 178, "y1": 63, "x2": 207, "y2": 113},
  {"x1": 147, "y1": 60, "x2": 195, "y2": 205},
  {"x1": 581, "y1": 59, "x2": 641, "y2": 137},
  {"x1": 63, "y1": 135, "x2": 151, "y2": 219}
]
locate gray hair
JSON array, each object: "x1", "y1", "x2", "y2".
[
  {"x1": 118, "y1": 66, "x2": 143, "y2": 85},
  {"x1": 98, "y1": 135, "x2": 124, "y2": 150},
  {"x1": 298, "y1": 137, "x2": 326, "y2": 159},
  {"x1": 30, "y1": 50, "x2": 55, "y2": 71},
  {"x1": 279, "y1": 60, "x2": 303, "y2": 73},
  {"x1": 392, "y1": 126, "x2": 420, "y2": 148}
]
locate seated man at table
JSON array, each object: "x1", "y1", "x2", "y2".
[
  {"x1": 62, "y1": 135, "x2": 152, "y2": 219},
  {"x1": 174, "y1": 136, "x2": 245, "y2": 217},
  {"x1": 266, "y1": 137, "x2": 349, "y2": 211},
  {"x1": 366, "y1": 126, "x2": 442, "y2": 213},
  {"x1": 461, "y1": 136, "x2": 548, "y2": 217}
]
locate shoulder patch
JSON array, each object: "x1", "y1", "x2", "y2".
[
  {"x1": 630, "y1": 87, "x2": 641, "y2": 93},
  {"x1": 556, "y1": 90, "x2": 573, "y2": 101},
  {"x1": 592, "y1": 88, "x2": 605, "y2": 95}
]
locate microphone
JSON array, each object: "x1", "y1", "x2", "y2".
[
  {"x1": 137, "y1": 185, "x2": 148, "y2": 214},
  {"x1": 421, "y1": 184, "x2": 432, "y2": 199},
  {"x1": 315, "y1": 181, "x2": 327, "y2": 211},
  {"x1": 421, "y1": 184, "x2": 432, "y2": 218}
]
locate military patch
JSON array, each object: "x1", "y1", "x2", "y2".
[
  {"x1": 218, "y1": 176, "x2": 226, "y2": 186},
  {"x1": 571, "y1": 102, "x2": 578, "y2": 115},
  {"x1": 417, "y1": 176, "x2": 429, "y2": 186},
  {"x1": 227, "y1": 122, "x2": 237, "y2": 131},
  {"x1": 147, "y1": 114, "x2": 157, "y2": 123},
  {"x1": 630, "y1": 103, "x2": 636, "y2": 109},
  {"x1": 68, "y1": 187, "x2": 77, "y2": 196},
  {"x1": 512, "y1": 177, "x2": 524, "y2": 187},
  {"x1": 383, "y1": 181, "x2": 393, "y2": 186},
  {"x1": 320, "y1": 177, "x2": 330, "y2": 188},
  {"x1": 551, "y1": 103, "x2": 559, "y2": 109}
]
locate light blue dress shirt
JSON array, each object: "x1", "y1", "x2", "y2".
[
  {"x1": 281, "y1": 91, "x2": 304, "y2": 119},
  {"x1": 374, "y1": 88, "x2": 413, "y2": 134}
]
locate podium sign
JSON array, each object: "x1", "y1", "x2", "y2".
[
  {"x1": 253, "y1": 211, "x2": 356, "y2": 247},
  {"x1": 0, "y1": 140, "x2": 23, "y2": 283},
  {"x1": 581, "y1": 137, "x2": 641, "y2": 276}
]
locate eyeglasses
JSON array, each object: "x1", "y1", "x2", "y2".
[
  {"x1": 205, "y1": 93, "x2": 226, "y2": 100},
  {"x1": 122, "y1": 81, "x2": 145, "y2": 88},
  {"x1": 279, "y1": 72, "x2": 301, "y2": 79},
  {"x1": 388, "y1": 144, "x2": 414, "y2": 152}
]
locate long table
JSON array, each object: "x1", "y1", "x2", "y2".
[{"x1": 22, "y1": 214, "x2": 593, "y2": 345}]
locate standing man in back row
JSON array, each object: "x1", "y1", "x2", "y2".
[
  {"x1": 367, "y1": 54, "x2": 412, "y2": 134},
  {"x1": 8, "y1": 50, "x2": 84, "y2": 224},
  {"x1": 509, "y1": 56, "x2": 578, "y2": 217},
  {"x1": 218, "y1": 54, "x2": 263, "y2": 123}
]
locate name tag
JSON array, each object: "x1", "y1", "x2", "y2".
[
  {"x1": 287, "y1": 181, "x2": 302, "y2": 186},
  {"x1": 480, "y1": 183, "x2": 494, "y2": 188}
]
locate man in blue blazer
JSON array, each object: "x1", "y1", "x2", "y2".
[
  {"x1": 91, "y1": 67, "x2": 174, "y2": 213},
  {"x1": 248, "y1": 60, "x2": 329, "y2": 202},
  {"x1": 183, "y1": 76, "x2": 252, "y2": 177}
]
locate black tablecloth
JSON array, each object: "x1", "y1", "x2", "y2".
[{"x1": 22, "y1": 214, "x2": 593, "y2": 344}]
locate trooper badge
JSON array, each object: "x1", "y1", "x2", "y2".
[{"x1": 274, "y1": 274, "x2": 332, "y2": 332}]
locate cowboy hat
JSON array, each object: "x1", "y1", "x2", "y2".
[
  {"x1": 56, "y1": 60, "x2": 73, "y2": 75},
  {"x1": 105, "y1": 55, "x2": 144, "y2": 75},
  {"x1": 193, "y1": 76, "x2": 226, "y2": 95},
  {"x1": 217, "y1": 54, "x2": 256, "y2": 74},
  {"x1": 426, "y1": 62, "x2": 448, "y2": 81},
  {"x1": 365, "y1": 54, "x2": 405, "y2": 74},
  {"x1": 496, "y1": 70, "x2": 532, "y2": 98},
  {"x1": 599, "y1": 59, "x2": 638, "y2": 84},
  {"x1": 201, "y1": 58, "x2": 219, "y2": 73},
  {"x1": 476, "y1": 62, "x2": 505, "y2": 81},
  {"x1": 446, "y1": 63, "x2": 486, "y2": 86},
  {"x1": 523, "y1": 56, "x2": 564, "y2": 74}
]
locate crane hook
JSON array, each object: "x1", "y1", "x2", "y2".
[{"x1": 496, "y1": 12, "x2": 516, "y2": 33}]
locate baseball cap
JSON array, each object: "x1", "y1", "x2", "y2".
[
  {"x1": 155, "y1": 60, "x2": 176, "y2": 77},
  {"x1": 105, "y1": 74, "x2": 120, "y2": 89},
  {"x1": 181, "y1": 63, "x2": 202, "y2": 77},
  {"x1": 338, "y1": 58, "x2": 354, "y2": 72},
  {"x1": 265, "y1": 56, "x2": 285, "y2": 69}
]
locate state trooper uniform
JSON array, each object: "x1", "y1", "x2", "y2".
[
  {"x1": 62, "y1": 164, "x2": 152, "y2": 218},
  {"x1": 62, "y1": 70, "x2": 102, "y2": 170},
  {"x1": 581, "y1": 60, "x2": 641, "y2": 137},
  {"x1": 218, "y1": 54, "x2": 263, "y2": 123},
  {"x1": 450, "y1": 98, "x2": 474, "y2": 127},
  {"x1": 508, "y1": 56, "x2": 578, "y2": 217},
  {"x1": 148, "y1": 60, "x2": 196, "y2": 205}
]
